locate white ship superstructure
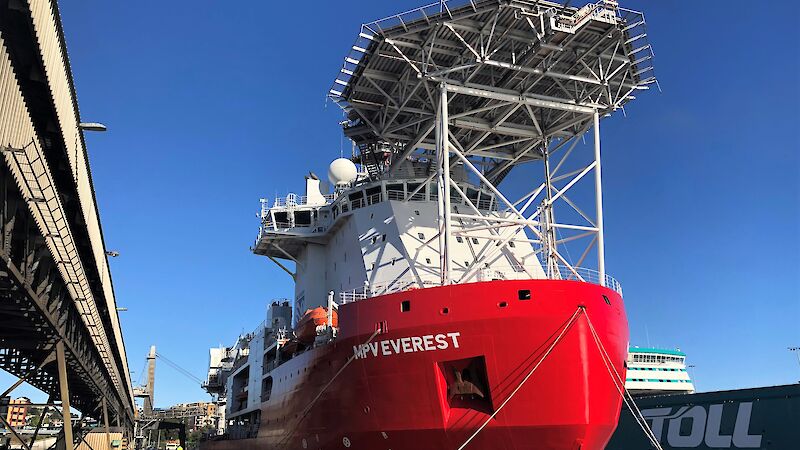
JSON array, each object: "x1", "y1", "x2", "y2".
[
  {"x1": 255, "y1": 162, "x2": 570, "y2": 323},
  {"x1": 625, "y1": 347, "x2": 695, "y2": 395}
]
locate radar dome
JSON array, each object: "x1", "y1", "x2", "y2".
[{"x1": 328, "y1": 158, "x2": 358, "y2": 186}]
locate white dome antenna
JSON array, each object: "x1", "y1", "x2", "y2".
[{"x1": 328, "y1": 158, "x2": 358, "y2": 187}]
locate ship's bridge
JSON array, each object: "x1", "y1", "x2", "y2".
[{"x1": 254, "y1": 175, "x2": 502, "y2": 259}]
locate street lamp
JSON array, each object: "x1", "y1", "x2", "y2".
[
  {"x1": 73, "y1": 122, "x2": 107, "y2": 177},
  {"x1": 78, "y1": 122, "x2": 107, "y2": 132},
  {"x1": 687, "y1": 364, "x2": 698, "y2": 392},
  {"x1": 789, "y1": 347, "x2": 800, "y2": 368}
]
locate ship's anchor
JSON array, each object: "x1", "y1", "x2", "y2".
[
  {"x1": 457, "y1": 307, "x2": 583, "y2": 450},
  {"x1": 448, "y1": 369, "x2": 485, "y2": 400}
]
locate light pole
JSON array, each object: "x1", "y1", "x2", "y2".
[
  {"x1": 789, "y1": 347, "x2": 800, "y2": 372},
  {"x1": 687, "y1": 364, "x2": 698, "y2": 392},
  {"x1": 75, "y1": 121, "x2": 107, "y2": 177}
]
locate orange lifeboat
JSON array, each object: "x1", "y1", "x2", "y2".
[{"x1": 295, "y1": 307, "x2": 338, "y2": 344}]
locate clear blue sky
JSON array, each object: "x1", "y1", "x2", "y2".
[{"x1": 3, "y1": 1, "x2": 798, "y2": 408}]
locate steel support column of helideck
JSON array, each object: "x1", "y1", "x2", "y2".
[
  {"x1": 436, "y1": 83, "x2": 453, "y2": 285},
  {"x1": 593, "y1": 111, "x2": 606, "y2": 286},
  {"x1": 542, "y1": 136, "x2": 558, "y2": 278}
]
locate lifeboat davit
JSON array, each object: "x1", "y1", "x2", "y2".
[{"x1": 295, "y1": 307, "x2": 337, "y2": 343}]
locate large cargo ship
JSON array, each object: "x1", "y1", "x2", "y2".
[{"x1": 202, "y1": 1, "x2": 659, "y2": 448}]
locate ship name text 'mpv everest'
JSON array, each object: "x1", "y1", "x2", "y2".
[{"x1": 202, "y1": 1, "x2": 659, "y2": 449}]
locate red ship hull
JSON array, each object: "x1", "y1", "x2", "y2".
[{"x1": 203, "y1": 279, "x2": 628, "y2": 450}]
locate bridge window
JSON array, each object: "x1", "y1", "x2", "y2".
[
  {"x1": 401, "y1": 300, "x2": 411, "y2": 312},
  {"x1": 274, "y1": 211, "x2": 288, "y2": 226},
  {"x1": 387, "y1": 184, "x2": 404, "y2": 200},
  {"x1": 407, "y1": 183, "x2": 423, "y2": 201},
  {"x1": 366, "y1": 186, "x2": 382, "y2": 205},
  {"x1": 466, "y1": 188, "x2": 480, "y2": 204},
  {"x1": 349, "y1": 191, "x2": 365, "y2": 209},
  {"x1": 295, "y1": 210, "x2": 312, "y2": 226}
]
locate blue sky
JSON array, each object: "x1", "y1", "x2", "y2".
[{"x1": 3, "y1": 1, "x2": 798, "y2": 407}]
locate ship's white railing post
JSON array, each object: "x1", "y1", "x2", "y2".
[
  {"x1": 593, "y1": 110, "x2": 606, "y2": 286},
  {"x1": 327, "y1": 291, "x2": 336, "y2": 329},
  {"x1": 437, "y1": 82, "x2": 453, "y2": 285}
]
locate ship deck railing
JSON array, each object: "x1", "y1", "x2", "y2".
[
  {"x1": 261, "y1": 194, "x2": 336, "y2": 218},
  {"x1": 478, "y1": 264, "x2": 623, "y2": 295},
  {"x1": 339, "y1": 265, "x2": 622, "y2": 304}
]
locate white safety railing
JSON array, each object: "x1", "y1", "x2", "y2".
[
  {"x1": 340, "y1": 279, "x2": 440, "y2": 304},
  {"x1": 477, "y1": 264, "x2": 623, "y2": 295},
  {"x1": 551, "y1": 1, "x2": 619, "y2": 33},
  {"x1": 339, "y1": 265, "x2": 622, "y2": 304},
  {"x1": 268, "y1": 194, "x2": 336, "y2": 209}
]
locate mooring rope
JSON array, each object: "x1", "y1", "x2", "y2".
[
  {"x1": 584, "y1": 313, "x2": 664, "y2": 450},
  {"x1": 457, "y1": 307, "x2": 584, "y2": 450},
  {"x1": 277, "y1": 328, "x2": 382, "y2": 447}
]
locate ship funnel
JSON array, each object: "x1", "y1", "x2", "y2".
[{"x1": 305, "y1": 177, "x2": 327, "y2": 206}]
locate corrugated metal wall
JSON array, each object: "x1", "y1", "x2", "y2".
[
  {"x1": 607, "y1": 384, "x2": 800, "y2": 449},
  {"x1": 76, "y1": 431, "x2": 124, "y2": 450}
]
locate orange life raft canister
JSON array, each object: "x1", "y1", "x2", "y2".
[{"x1": 295, "y1": 307, "x2": 338, "y2": 343}]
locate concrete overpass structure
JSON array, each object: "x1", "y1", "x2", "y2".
[{"x1": 0, "y1": 0, "x2": 135, "y2": 446}]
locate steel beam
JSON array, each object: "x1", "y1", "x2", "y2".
[
  {"x1": 439, "y1": 84, "x2": 452, "y2": 285},
  {"x1": 102, "y1": 398, "x2": 112, "y2": 450},
  {"x1": 438, "y1": 81, "x2": 597, "y2": 114},
  {"x1": 593, "y1": 111, "x2": 606, "y2": 286},
  {"x1": 56, "y1": 340, "x2": 74, "y2": 450}
]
